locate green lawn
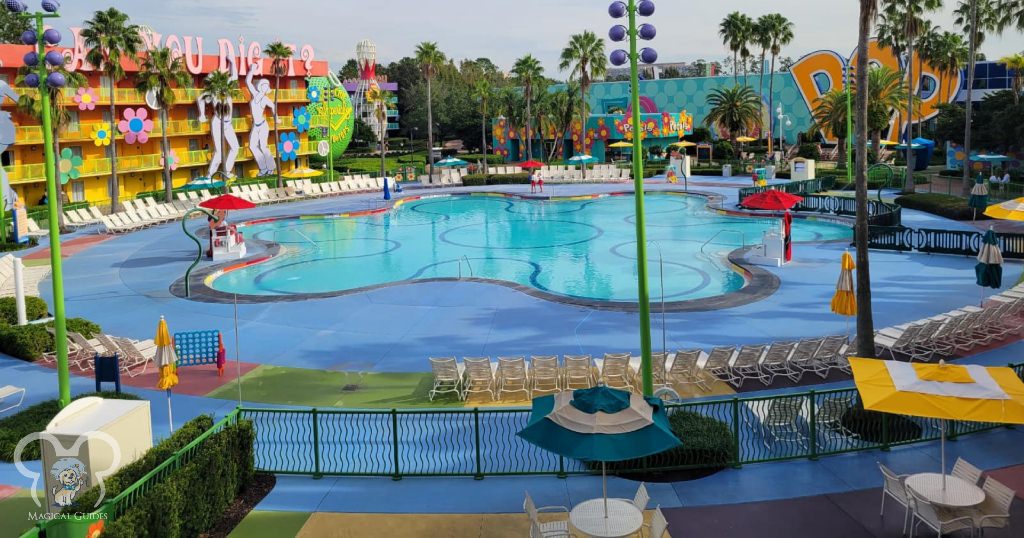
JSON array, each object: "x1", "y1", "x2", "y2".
[
  {"x1": 228, "y1": 511, "x2": 311, "y2": 538},
  {"x1": 206, "y1": 365, "x2": 463, "y2": 408},
  {"x1": 0, "y1": 491, "x2": 39, "y2": 538}
]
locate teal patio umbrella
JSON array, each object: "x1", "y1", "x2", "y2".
[
  {"x1": 568, "y1": 154, "x2": 599, "y2": 164},
  {"x1": 969, "y1": 174, "x2": 989, "y2": 220},
  {"x1": 434, "y1": 157, "x2": 469, "y2": 167},
  {"x1": 517, "y1": 386, "x2": 681, "y2": 516},
  {"x1": 976, "y1": 229, "x2": 1003, "y2": 304},
  {"x1": 184, "y1": 177, "x2": 225, "y2": 191}
]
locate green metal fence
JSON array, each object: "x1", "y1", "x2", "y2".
[
  {"x1": 738, "y1": 177, "x2": 835, "y2": 200},
  {"x1": 240, "y1": 363, "x2": 1024, "y2": 479},
  {"x1": 860, "y1": 225, "x2": 1024, "y2": 259}
]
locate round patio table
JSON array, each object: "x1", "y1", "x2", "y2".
[
  {"x1": 569, "y1": 498, "x2": 644, "y2": 538},
  {"x1": 906, "y1": 473, "x2": 985, "y2": 508}
]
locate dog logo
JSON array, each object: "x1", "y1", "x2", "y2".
[
  {"x1": 13, "y1": 431, "x2": 122, "y2": 512},
  {"x1": 49, "y1": 458, "x2": 86, "y2": 508}
]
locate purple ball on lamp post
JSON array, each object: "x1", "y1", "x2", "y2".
[
  {"x1": 44, "y1": 50, "x2": 63, "y2": 67},
  {"x1": 608, "y1": 25, "x2": 627, "y2": 42},
  {"x1": 41, "y1": 0, "x2": 61, "y2": 13},
  {"x1": 640, "y1": 47, "x2": 658, "y2": 64},
  {"x1": 608, "y1": 1, "x2": 627, "y2": 18},
  {"x1": 638, "y1": 0, "x2": 656, "y2": 16},
  {"x1": 23, "y1": 51, "x2": 37, "y2": 67},
  {"x1": 610, "y1": 49, "x2": 628, "y2": 67},
  {"x1": 4, "y1": 1, "x2": 27, "y2": 13},
  {"x1": 638, "y1": 23, "x2": 656, "y2": 40},
  {"x1": 23, "y1": 72, "x2": 39, "y2": 88},
  {"x1": 46, "y1": 71, "x2": 65, "y2": 89},
  {"x1": 20, "y1": 30, "x2": 36, "y2": 46},
  {"x1": 42, "y1": 28, "x2": 61, "y2": 46}
]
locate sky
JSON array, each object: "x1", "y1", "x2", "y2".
[{"x1": 55, "y1": 1, "x2": 1024, "y2": 76}]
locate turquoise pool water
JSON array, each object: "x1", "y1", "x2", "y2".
[{"x1": 210, "y1": 194, "x2": 851, "y2": 302}]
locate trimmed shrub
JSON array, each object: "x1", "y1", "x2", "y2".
[
  {"x1": 460, "y1": 153, "x2": 505, "y2": 165},
  {"x1": 462, "y1": 173, "x2": 532, "y2": 186},
  {"x1": 0, "y1": 392, "x2": 141, "y2": 462},
  {"x1": 895, "y1": 193, "x2": 983, "y2": 221},
  {"x1": 66, "y1": 415, "x2": 216, "y2": 513},
  {"x1": 0, "y1": 238, "x2": 38, "y2": 252},
  {"x1": 0, "y1": 323, "x2": 53, "y2": 361},
  {"x1": 97, "y1": 420, "x2": 255, "y2": 538},
  {"x1": 797, "y1": 143, "x2": 821, "y2": 160},
  {"x1": 602, "y1": 410, "x2": 735, "y2": 474},
  {"x1": 841, "y1": 406, "x2": 923, "y2": 444},
  {"x1": 0, "y1": 296, "x2": 49, "y2": 325},
  {"x1": 712, "y1": 140, "x2": 734, "y2": 160},
  {"x1": 53, "y1": 317, "x2": 102, "y2": 339}
]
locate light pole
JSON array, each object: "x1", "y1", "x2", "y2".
[
  {"x1": 775, "y1": 106, "x2": 792, "y2": 158},
  {"x1": 609, "y1": 0, "x2": 658, "y2": 397},
  {"x1": 7, "y1": 0, "x2": 71, "y2": 406}
]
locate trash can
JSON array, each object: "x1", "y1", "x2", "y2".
[{"x1": 722, "y1": 164, "x2": 732, "y2": 177}]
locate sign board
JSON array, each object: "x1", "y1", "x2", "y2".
[
  {"x1": 317, "y1": 140, "x2": 330, "y2": 157},
  {"x1": 794, "y1": 161, "x2": 806, "y2": 174}
]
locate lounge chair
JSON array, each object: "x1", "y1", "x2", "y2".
[
  {"x1": 112, "y1": 336, "x2": 155, "y2": 377},
  {"x1": 563, "y1": 355, "x2": 595, "y2": 389},
  {"x1": 0, "y1": 385, "x2": 26, "y2": 414},
  {"x1": 760, "y1": 341, "x2": 797, "y2": 384},
  {"x1": 704, "y1": 346, "x2": 737, "y2": 385},
  {"x1": 462, "y1": 357, "x2": 495, "y2": 401},
  {"x1": 67, "y1": 332, "x2": 103, "y2": 370},
  {"x1": 875, "y1": 323, "x2": 926, "y2": 360},
  {"x1": 668, "y1": 349, "x2": 708, "y2": 391},
  {"x1": 428, "y1": 357, "x2": 464, "y2": 401},
  {"x1": 600, "y1": 353, "x2": 634, "y2": 391},
  {"x1": 758, "y1": 397, "x2": 806, "y2": 449},
  {"x1": 529, "y1": 355, "x2": 560, "y2": 395},
  {"x1": 815, "y1": 395, "x2": 858, "y2": 442},
  {"x1": 729, "y1": 345, "x2": 768, "y2": 387},
  {"x1": 496, "y1": 356, "x2": 530, "y2": 400}
]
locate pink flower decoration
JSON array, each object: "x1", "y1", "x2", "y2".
[
  {"x1": 118, "y1": 108, "x2": 154, "y2": 144},
  {"x1": 74, "y1": 88, "x2": 97, "y2": 111},
  {"x1": 160, "y1": 149, "x2": 180, "y2": 171}
]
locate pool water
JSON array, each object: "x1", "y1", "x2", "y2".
[{"x1": 210, "y1": 194, "x2": 851, "y2": 302}]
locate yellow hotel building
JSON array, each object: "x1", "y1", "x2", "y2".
[{"x1": 0, "y1": 43, "x2": 326, "y2": 207}]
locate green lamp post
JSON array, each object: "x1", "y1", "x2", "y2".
[
  {"x1": 609, "y1": 0, "x2": 658, "y2": 396},
  {"x1": 7, "y1": 0, "x2": 71, "y2": 407}
]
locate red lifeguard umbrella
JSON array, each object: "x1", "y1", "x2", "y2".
[
  {"x1": 740, "y1": 190, "x2": 804, "y2": 210},
  {"x1": 519, "y1": 160, "x2": 546, "y2": 169},
  {"x1": 199, "y1": 194, "x2": 257, "y2": 211}
]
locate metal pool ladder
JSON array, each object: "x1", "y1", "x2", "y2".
[
  {"x1": 699, "y1": 230, "x2": 745, "y2": 270},
  {"x1": 457, "y1": 256, "x2": 474, "y2": 278}
]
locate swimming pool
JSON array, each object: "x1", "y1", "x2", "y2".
[{"x1": 207, "y1": 193, "x2": 851, "y2": 305}]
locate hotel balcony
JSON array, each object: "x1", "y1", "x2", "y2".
[{"x1": 13, "y1": 116, "x2": 297, "y2": 145}]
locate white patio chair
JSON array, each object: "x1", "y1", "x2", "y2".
[
  {"x1": 428, "y1": 357, "x2": 464, "y2": 401},
  {"x1": 642, "y1": 506, "x2": 669, "y2": 538},
  {"x1": 629, "y1": 482, "x2": 649, "y2": 511},
  {"x1": 563, "y1": 355, "x2": 595, "y2": 389},
  {"x1": 760, "y1": 341, "x2": 797, "y2": 384},
  {"x1": 951, "y1": 457, "x2": 982, "y2": 486},
  {"x1": 523, "y1": 491, "x2": 570, "y2": 538},
  {"x1": 970, "y1": 476, "x2": 1015, "y2": 534},
  {"x1": 878, "y1": 462, "x2": 912, "y2": 535},
  {"x1": 907, "y1": 487, "x2": 975, "y2": 538},
  {"x1": 814, "y1": 335, "x2": 849, "y2": 375}
]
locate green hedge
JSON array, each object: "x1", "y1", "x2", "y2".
[
  {"x1": 98, "y1": 420, "x2": 255, "y2": 538},
  {"x1": 66, "y1": 415, "x2": 216, "y2": 513},
  {"x1": 462, "y1": 173, "x2": 532, "y2": 186},
  {"x1": 460, "y1": 154, "x2": 505, "y2": 165},
  {"x1": 894, "y1": 193, "x2": 983, "y2": 221},
  {"x1": 0, "y1": 323, "x2": 53, "y2": 361},
  {"x1": 0, "y1": 392, "x2": 141, "y2": 462},
  {"x1": 841, "y1": 406, "x2": 923, "y2": 444},
  {"x1": 0, "y1": 238, "x2": 38, "y2": 252},
  {"x1": 603, "y1": 410, "x2": 735, "y2": 472},
  {"x1": 0, "y1": 296, "x2": 48, "y2": 325}
]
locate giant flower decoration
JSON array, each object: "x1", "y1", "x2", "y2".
[
  {"x1": 306, "y1": 85, "x2": 321, "y2": 104},
  {"x1": 118, "y1": 108, "x2": 154, "y2": 144},
  {"x1": 58, "y1": 148, "x2": 82, "y2": 185},
  {"x1": 278, "y1": 132, "x2": 299, "y2": 161},
  {"x1": 86, "y1": 519, "x2": 104, "y2": 538},
  {"x1": 74, "y1": 87, "x2": 97, "y2": 111},
  {"x1": 293, "y1": 106, "x2": 311, "y2": 134},
  {"x1": 90, "y1": 124, "x2": 112, "y2": 147},
  {"x1": 160, "y1": 149, "x2": 180, "y2": 171}
]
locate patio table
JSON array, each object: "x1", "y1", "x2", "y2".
[
  {"x1": 906, "y1": 473, "x2": 985, "y2": 508},
  {"x1": 569, "y1": 498, "x2": 644, "y2": 538}
]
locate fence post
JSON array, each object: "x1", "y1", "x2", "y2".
[
  {"x1": 473, "y1": 407, "x2": 484, "y2": 480},
  {"x1": 881, "y1": 412, "x2": 891, "y2": 452},
  {"x1": 731, "y1": 398, "x2": 742, "y2": 468},
  {"x1": 391, "y1": 408, "x2": 401, "y2": 481},
  {"x1": 311, "y1": 408, "x2": 322, "y2": 479},
  {"x1": 947, "y1": 419, "x2": 959, "y2": 442},
  {"x1": 808, "y1": 391, "x2": 818, "y2": 460}
]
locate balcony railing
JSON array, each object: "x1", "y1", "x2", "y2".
[
  {"x1": 10, "y1": 87, "x2": 310, "y2": 108},
  {"x1": 13, "y1": 116, "x2": 296, "y2": 145}
]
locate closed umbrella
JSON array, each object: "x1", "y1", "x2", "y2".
[
  {"x1": 969, "y1": 175, "x2": 989, "y2": 220},
  {"x1": 517, "y1": 386, "x2": 681, "y2": 517},
  {"x1": 831, "y1": 251, "x2": 856, "y2": 337},
  {"x1": 154, "y1": 316, "x2": 179, "y2": 433},
  {"x1": 976, "y1": 228, "x2": 1003, "y2": 305}
]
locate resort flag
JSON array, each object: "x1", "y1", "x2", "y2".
[{"x1": 154, "y1": 316, "x2": 179, "y2": 433}]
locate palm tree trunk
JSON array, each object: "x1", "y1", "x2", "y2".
[
  {"x1": 904, "y1": 36, "x2": 916, "y2": 193},
  {"x1": 525, "y1": 86, "x2": 533, "y2": 161},
  {"x1": 962, "y1": 0, "x2": 978, "y2": 197},
  {"x1": 854, "y1": 0, "x2": 876, "y2": 358},
  {"x1": 758, "y1": 51, "x2": 766, "y2": 136},
  {"x1": 427, "y1": 76, "x2": 435, "y2": 182},
  {"x1": 580, "y1": 70, "x2": 589, "y2": 180},
  {"x1": 733, "y1": 51, "x2": 738, "y2": 84},
  {"x1": 161, "y1": 107, "x2": 173, "y2": 202},
  {"x1": 917, "y1": 57, "x2": 925, "y2": 138},
  {"x1": 108, "y1": 77, "x2": 120, "y2": 213},
  {"x1": 274, "y1": 74, "x2": 282, "y2": 188},
  {"x1": 481, "y1": 101, "x2": 489, "y2": 175},
  {"x1": 768, "y1": 53, "x2": 777, "y2": 154}
]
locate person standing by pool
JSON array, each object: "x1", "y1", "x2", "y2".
[
  {"x1": 529, "y1": 169, "x2": 537, "y2": 193},
  {"x1": 535, "y1": 169, "x2": 544, "y2": 193}
]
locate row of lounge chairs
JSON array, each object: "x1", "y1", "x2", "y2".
[
  {"x1": 41, "y1": 331, "x2": 157, "y2": 377},
  {"x1": 874, "y1": 298, "x2": 1024, "y2": 361},
  {"x1": 100, "y1": 197, "x2": 197, "y2": 233},
  {"x1": 428, "y1": 339, "x2": 851, "y2": 401},
  {"x1": 420, "y1": 169, "x2": 466, "y2": 187},
  {"x1": 542, "y1": 165, "x2": 631, "y2": 183}
]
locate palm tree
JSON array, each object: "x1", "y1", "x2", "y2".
[
  {"x1": 471, "y1": 79, "x2": 493, "y2": 174},
  {"x1": 511, "y1": 55, "x2": 544, "y2": 161},
  {"x1": 703, "y1": 85, "x2": 762, "y2": 153},
  {"x1": 998, "y1": 53, "x2": 1024, "y2": 105},
  {"x1": 559, "y1": 31, "x2": 606, "y2": 146},
  {"x1": 16, "y1": 63, "x2": 86, "y2": 231},
  {"x1": 719, "y1": 12, "x2": 753, "y2": 85},
  {"x1": 264, "y1": 41, "x2": 292, "y2": 188},
  {"x1": 764, "y1": 14, "x2": 794, "y2": 153},
  {"x1": 366, "y1": 86, "x2": 394, "y2": 178},
  {"x1": 753, "y1": 16, "x2": 772, "y2": 124},
  {"x1": 859, "y1": 65, "x2": 912, "y2": 151},
  {"x1": 81, "y1": 7, "x2": 142, "y2": 213},
  {"x1": 880, "y1": 0, "x2": 943, "y2": 193},
  {"x1": 415, "y1": 42, "x2": 446, "y2": 182},
  {"x1": 854, "y1": 0, "x2": 879, "y2": 359},
  {"x1": 914, "y1": 22, "x2": 939, "y2": 137},
  {"x1": 200, "y1": 70, "x2": 239, "y2": 193},
  {"x1": 810, "y1": 89, "x2": 851, "y2": 165},
  {"x1": 544, "y1": 85, "x2": 577, "y2": 162},
  {"x1": 931, "y1": 31, "x2": 968, "y2": 102},
  {"x1": 136, "y1": 47, "x2": 191, "y2": 203}
]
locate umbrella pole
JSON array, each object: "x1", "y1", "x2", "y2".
[
  {"x1": 603, "y1": 461, "x2": 608, "y2": 518},
  {"x1": 167, "y1": 389, "x2": 174, "y2": 433}
]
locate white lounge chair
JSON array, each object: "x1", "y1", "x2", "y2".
[
  {"x1": 427, "y1": 357, "x2": 464, "y2": 401},
  {"x1": 0, "y1": 385, "x2": 26, "y2": 414}
]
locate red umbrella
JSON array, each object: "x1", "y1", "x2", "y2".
[
  {"x1": 199, "y1": 194, "x2": 257, "y2": 211},
  {"x1": 519, "y1": 160, "x2": 546, "y2": 169},
  {"x1": 740, "y1": 190, "x2": 804, "y2": 210}
]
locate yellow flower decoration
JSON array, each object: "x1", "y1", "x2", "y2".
[{"x1": 90, "y1": 124, "x2": 112, "y2": 147}]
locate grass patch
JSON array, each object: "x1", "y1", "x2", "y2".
[
  {"x1": 205, "y1": 365, "x2": 461, "y2": 408},
  {"x1": 894, "y1": 193, "x2": 985, "y2": 221},
  {"x1": 0, "y1": 490, "x2": 39, "y2": 538},
  {"x1": 0, "y1": 392, "x2": 141, "y2": 462},
  {"x1": 227, "y1": 511, "x2": 311, "y2": 538}
]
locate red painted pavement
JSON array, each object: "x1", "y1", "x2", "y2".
[
  {"x1": 0, "y1": 484, "x2": 18, "y2": 501},
  {"x1": 24, "y1": 235, "x2": 112, "y2": 261},
  {"x1": 37, "y1": 360, "x2": 260, "y2": 396},
  {"x1": 988, "y1": 463, "x2": 1024, "y2": 500}
]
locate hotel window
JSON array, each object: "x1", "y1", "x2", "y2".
[
  {"x1": 1, "y1": 150, "x2": 12, "y2": 167},
  {"x1": 190, "y1": 168, "x2": 201, "y2": 180},
  {"x1": 102, "y1": 109, "x2": 111, "y2": 123},
  {"x1": 100, "y1": 76, "x2": 110, "y2": 89},
  {"x1": 66, "y1": 111, "x2": 80, "y2": 132},
  {"x1": 188, "y1": 138, "x2": 200, "y2": 152},
  {"x1": 67, "y1": 146, "x2": 83, "y2": 159},
  {"x1": 289, "y1": 80, "x2": 299, "y2": 90},
  {"x1": 0, "y1": 74, "x2": 8, "y2": 85},
  {"x1": 187, "y1": 108, "x2": 198, "y2": 122},
  {"x1": 71, "y1": 181, "x2": 85, "y2": 203}
]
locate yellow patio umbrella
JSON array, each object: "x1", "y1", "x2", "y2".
[
  {"x1": 155, "y1": 316, "x2": 179, "y2": 432},
  {"x1": 608, "y1": 141, "x2": 633, "y2": 148},
  {"x1": 735, "y1": 136, "x2": 757, "y2": 143},
  {"x1": 283, "y1": 166, "x2": 324, "y2": 179},
  {"x1": 830, "y1": 251, "x2": 856, "y2": 334},
  {"x1": 669, "y1": 141, "x2": 697, "y2": 148},
  {"x1": 983, "y1": 198, "x2": 1024, "y2": 221},
  {"x1": 850, "y1": 358, "x2": 1024, "y2": 489}
]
